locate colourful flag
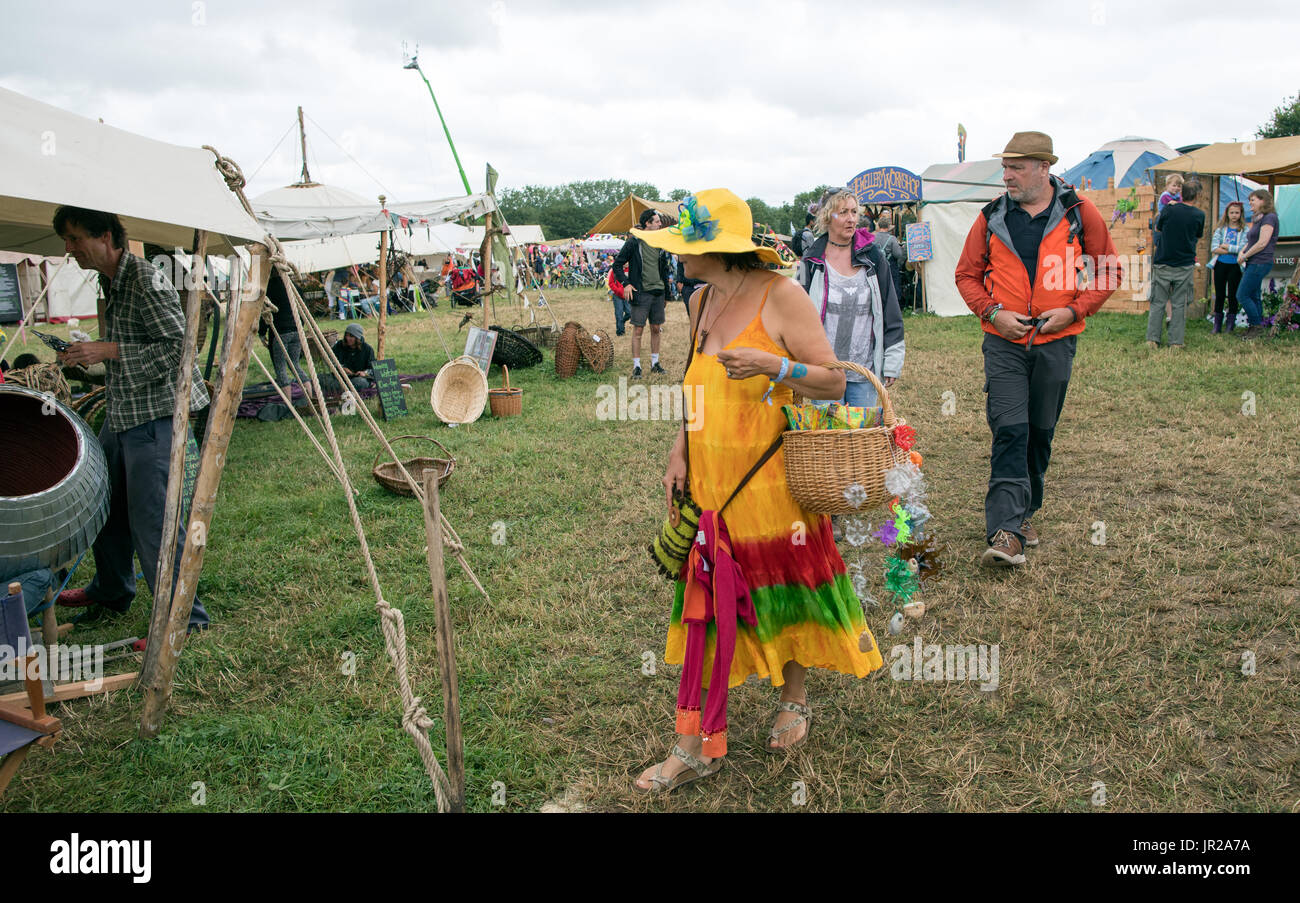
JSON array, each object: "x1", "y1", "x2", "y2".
[{"x1": 958, "y1": 123, "x2": 967, "y2": 163}]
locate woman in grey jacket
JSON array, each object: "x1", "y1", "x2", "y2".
[{"x1": 796, "y1": 188, "x2": 905, "y2": 406}]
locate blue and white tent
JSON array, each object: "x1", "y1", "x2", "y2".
[{"x1": 1060, "y1": 136, "x2": 1259, "y2": 219}]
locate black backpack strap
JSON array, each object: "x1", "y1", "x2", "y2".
[{"x1": 719, "y1": 434, "x2": 784, "y2": 517}]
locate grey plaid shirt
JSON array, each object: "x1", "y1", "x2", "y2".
[{"x1": 100, "y1": 252, "x2": 209, "y2": 433}]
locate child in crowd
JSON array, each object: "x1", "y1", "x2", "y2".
[{"x1": 1158, "y1": 173, "x2": 1183, "y2": 212}]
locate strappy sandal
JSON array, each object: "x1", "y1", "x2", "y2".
[
  {"x1": 767, "y1": 700, "x2": 812, "y2": 753},
  {"x1": 634, "y1": 743, "x2": 724, "y2": 794}
]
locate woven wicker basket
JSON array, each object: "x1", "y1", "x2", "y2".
[
  {"x1": 554, "y1": 321, "x2": 582, "y2": 379},
  {"x1": 576, "y1": 328, "x2": 614, "y2": 374},
  {"x1": 372, "y1": 435, "x2": 455, "y2": 497},
  {"x1": 308, "y1": 328, "x2": 339, "y2": 359},
  {"x1": 783, "y1": 364, "x2": 909, "y2": 514},
  {"x1": 490, "y1": 325, "x2": 543, "y2": 369},
  {"x1": 488, "y1": 365, "x2": 523, "y2": 417},
  {"x1": 431, "y1": 355, "x2": 488, "y2": 424}
]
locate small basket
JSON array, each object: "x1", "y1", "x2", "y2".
[
  {"x1": 554, "y1": 321, "x2": 582, "y2": 379},
  {"x1": 431, "y1": 355, "x2": 488, "y2": 424},
  {"x1": 782, "y1": 364, "x2": 910, "y2": 514},
  {"x1": 576, "y1": 328, "x2": 614, "y2": 374},
  {"x1": 490, "y1": 325, "x2": 544, "y2": 369},
  {"x1": 488, "y1": 365, "x2": 523, "y2": 417},
  {"x1": 309, "y1": 328, "x2": 339, "y2": 359},
  {"x1": 511, "y1": 324, "x2": 557, "y2": 348},
  {"x1": 372, "y1": 435, "x2": 455, "y2": 497}
]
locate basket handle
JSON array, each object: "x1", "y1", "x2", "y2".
[
  {"x1": 821, "y1": 361, "x2": 897, "y2": 428},
  {"x1": 371, "y1": 434, "x2": 455, "y2": 471},
  {"x1": 501, "y1": 365, "x2": 510, "y2": 390}
]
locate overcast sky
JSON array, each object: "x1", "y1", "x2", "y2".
[{"x1": 3, "y1": 0, "x2": 1297, "y2": 207}]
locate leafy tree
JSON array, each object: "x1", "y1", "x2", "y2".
[
  {"x1": 1257, "y1": 91, "x2": 1300, "y2": 139},
  {"x1": 668, "y1": 188, "x2": 690, "y2": 201}
]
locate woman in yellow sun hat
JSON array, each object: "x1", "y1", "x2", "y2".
[{"x1": 633, "y1": 189, "x2": 884, "y2": 794}]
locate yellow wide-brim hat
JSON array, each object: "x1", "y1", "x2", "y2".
[{"x1": 631, "y1": 188, "x2": 783, "y2": 266}]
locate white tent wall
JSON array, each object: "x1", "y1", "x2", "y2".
[
  {"x1": 918, "y1": 201, "x2": 984, "y2": 317},
  {"x1": 44, "y1": 257, "x2": 99, "y2": 319}
]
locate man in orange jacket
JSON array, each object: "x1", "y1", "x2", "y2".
[{"x1": 955, "y1": 131, "x2": 1120, "y2": 568}]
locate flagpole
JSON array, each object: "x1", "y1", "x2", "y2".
[{"x1": 404, "y1": 54, "x2": 472, "y2": 196}]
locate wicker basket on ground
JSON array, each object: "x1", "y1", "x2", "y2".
[
  {"x1": 554, "y1": 321, "x2": 582, "y2": 379},
  {"x1": 372, "y1": 435, "x2": 455, "y2": 497},
  {"x1": 489, "y1": 325, "x2": 543, "y2": 369},
  {"x1": 431, "y1": 355, "x2": 488, "y2": 424},
  {"x1": 783, "y1": 364, "x2": 910, "y2": 515},
  {"x1": 510, "y1": 324, "x2": 557, "y2": 348},
  {"x1": 488, "y1": 365, "x2": 523, "y2": 417},
  {"x1": 307, "y1": 328, "x2": 339, "y2": 360},
  {"x1": 575, "y1": 328, "x2": 614, "y2": 374}
]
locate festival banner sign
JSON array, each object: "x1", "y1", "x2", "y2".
[{"x1": 848, "y1": 167, "x2": 923, "y2": 205}]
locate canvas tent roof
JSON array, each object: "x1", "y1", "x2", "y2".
[
  {"x1": 1152, "y1": 136, "x2": 1300, "y2": 185},
  {"x1": 279, "y1": 222, "x2": 470, "y2": 273},
  {"x1": 919, "y1": 160, "x2": 1006, "y2": 203},
  {"x1": 252, "y1": 193, "x2": 496, "y2": 240},
  {"x1": 0, "y1": 86, "x2": 266, "y2": 256},
  {"x1": 460, "y1": 224, "x2": 546, "y2": 248},
  {"x1": 589, "y1": 195, "x2": 679, "y2": 235}
]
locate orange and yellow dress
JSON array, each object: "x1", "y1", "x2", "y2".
[{"x1": 666, "y1": 288, "x2": 884, "y2": 690}]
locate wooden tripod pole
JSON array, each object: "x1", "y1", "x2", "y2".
[
  {"x1": 422, "y1": 470, "x2": 465, "y2": 812},
  {"x1": 142, "y1": 230, "x2": 208, "y2": 685},
  {"x1": 139, "y1": 243, "x2": 272, "y2": 739}
]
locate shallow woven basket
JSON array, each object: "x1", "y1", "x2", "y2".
[
  {"x1": 490, "y1": 325, "x2": 543, "y2": 369},
  {"x1": 511, "y1": 324, "x2": 556, "y2": 348},
  {"x1": 488, "y1": 365, "x2": 523, "y2": 417},
  {"x1": 576, "y1": 328, "x2": 614, "y2": 374},
  {"x1": 783, "y1": 364, "x2": 910, "y2": 514},
  {"x1": 372, "y1": 435, "x2": 455, "y2": 497},
  {"x1": 308, "y1": 328, "x2": 339, "y2": 359},
  {"x1": 554, "y1": 321, "x2": 582, "y2": 379},
  {"x1": 431, "y1": 355, "x2": 488, "y2": 424}
]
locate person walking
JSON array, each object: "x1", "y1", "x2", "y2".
[
  {"x1": 954, "y1": 131, "x2": 1120, "y2": 568},
  {"x1": 611, "y1": 208, "x2": 673, "y2": 377},
  {"x1": 1209, "y1": 201, "x2": 1249, "y2": 334},
  {"x1": 1147, "y1": 179, "x2": 1204, "y2": 349},
  {"x1": 1236, "y1": 189, "x2": 1279, "y2": 340}
]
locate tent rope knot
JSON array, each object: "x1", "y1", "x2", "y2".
[
  {"x1": 203, "y1": 144, "x2": 247, "y2": 192},
  {"x1": 403, "y1": 696, "x2": 435, "y2": 732}
]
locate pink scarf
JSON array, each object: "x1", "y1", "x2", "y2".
[{"x1": 675, "y1": 510, "x2": 756, "y2": 757}]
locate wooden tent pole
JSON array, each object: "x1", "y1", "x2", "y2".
[
  {"x1": 141, "y1": 229, "x2": 208, "y2": 685},
  {"x1": 422, "y1": 469, "x2": 465, "y2": 812},
  {"x1": 378, "y1": 195, "x2": 389, "y2": 359},
  {"x1": 480, "y1": 211, "x2": 494, "y2": 330},
  {"x1": 139, "y1": 242, "x2": 272, "y2": 739}
]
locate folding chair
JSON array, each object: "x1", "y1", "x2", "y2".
[{"x1": 0, "y1": 582, "x2": 62, "y2": 799}]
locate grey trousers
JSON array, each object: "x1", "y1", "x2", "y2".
[
  {"x1": 982, "y1": 333, "x2": 1077, "y2": 543},
  {"x1": 87, "y1": 417, "x2": 209, "y2": 629},
  {"x1": 271, "y1": 329, "x2": 306, "y2": 385},
  {"x1": 1147, "y1": 264, "x2": 1194, "y2": 345}
]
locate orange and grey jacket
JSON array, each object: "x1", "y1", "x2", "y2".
[{"x1": 955, "y1": 176, "x2": 1120, "y2": 345}]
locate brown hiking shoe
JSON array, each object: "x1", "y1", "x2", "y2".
[
  {"x1": 981, "y1": 530, "x2": 1025, "y2": 568},
  {"x1": 1021, "y1": 521, "x2": 1039, "y2": 547}
]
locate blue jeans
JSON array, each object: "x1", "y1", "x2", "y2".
[
  {"x1": 1237, "y1": 262, "x2": 1270, "y2": 326},
  {"x1": 841, "y1": 378, "x2": 879, "y2": 408},
  {"x1": 611, "y1": 292, "x2": 630, "y2": 334}
]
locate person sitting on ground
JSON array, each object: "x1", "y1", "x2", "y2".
[{"x1": 331, "y1": 323, "x2": 377, "y2": 391}]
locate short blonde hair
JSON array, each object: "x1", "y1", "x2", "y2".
[
  {"x1": 1164, "y1": 173, "x2": 1184, "y2": 191},
  {"x1": 815, "y1": 189, "x2": 859, "y2": 235}
]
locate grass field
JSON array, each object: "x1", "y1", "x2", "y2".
[{"x1": 4, "y1": 287, "x2": 1298, "y2": 812}]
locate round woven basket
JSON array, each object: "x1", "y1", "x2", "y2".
[
  {"x1": 488, "y1": 365, "x2": 523, "y2": 417},
  {"x1": 576, "y1": 328, "x2": 614, "y2": 374},
  {"x1": 554, "y1": 321, "x2": 582, "y2": 379},
  {"x1": 490, "y1": 325, "x2": 543, "y2": 369},
  {"x1": 308, "y1": 328, "x2": 339, "y2": 360},
  {"x1": 431, "y1": 356, "x2": 488, "y2": 424},
  {"x1": 783, "y1": 364, "x2": 910, "y2": 514},
  {"x1": 372, "y1": 435, "x2": 455, "y2": 497}
]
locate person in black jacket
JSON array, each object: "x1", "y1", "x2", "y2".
[
  {"x1": 258, "y1": 272, "x2": 307, "y2": 385},
  {"x1": 796, "y1": 189, "x2": 905, "y2": 407},
  {"x1": 611, "y1": 208, "x2": 674, "y2": 377}
]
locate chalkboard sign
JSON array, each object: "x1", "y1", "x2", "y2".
[
  {"x1": 181, "y1": 430, "x2": 200, "y2": 519},
  {"x1": 905, "y1": 222, "x2": 934, "y2": 262},
  {"x1": 372, "y1": 358, "x2": 407, "y2": 421},
  {"x1": 0, "y1": 263, "x2": 23, "y2": 324}
]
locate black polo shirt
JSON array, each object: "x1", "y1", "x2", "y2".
[{"x1": 1004, "y1": 197, "x2": 1055, "y2": 279}]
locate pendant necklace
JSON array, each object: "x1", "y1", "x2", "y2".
[{"x1": 697, "y1": 271, "x2": 750, "y2": 355}]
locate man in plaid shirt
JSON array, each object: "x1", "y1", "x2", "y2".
[{"x1": 54, "y1": 207, "x2": 211, "y2": 636}]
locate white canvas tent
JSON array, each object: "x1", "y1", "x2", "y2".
[
  {"x1": 0, "y1": 86, "x2": 266, "y2": 256},
  {"x1": 279, "y1": 222, "x2": 471, "y2": 273},
  {"x1": 0, "y1": 251, "x2": 100, "y2": 321},
  {"x1": 915, "y1": 159, "x2": 1009, "y2": 316},
  {"x1": 252, "y1": 193, "x2": 495, "y2": 241}
]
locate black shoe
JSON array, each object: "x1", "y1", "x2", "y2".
[
  {"x1": 650, "y1": 363, "x2": 667, "y2": 375},
  {"x1": 632, "y1": 365, "x2": 642, "y2": 378},
  {"x1": 71, "y1": 601, "x2": 132, "y2": 626}
]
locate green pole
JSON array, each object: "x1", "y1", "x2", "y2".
[{"x1": 408, "y1": 60, "x2": 472, "y2": 195}]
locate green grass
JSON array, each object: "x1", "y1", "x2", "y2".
[{"x1": 4, "y1": 291, "x2": 1298, "y2": 812}]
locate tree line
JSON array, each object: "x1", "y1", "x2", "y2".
[{"x1": 496, "y1": 179, "x2": 834, "y2": 240}]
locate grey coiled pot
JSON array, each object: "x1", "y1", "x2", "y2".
[{"x1": 0, "y1": 384, "x2": 110, "y2": 574}]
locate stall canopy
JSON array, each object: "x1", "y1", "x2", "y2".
[
  {"x1": 460, "y1": 224, "x2": 545, "y2": 248},
  {"x1": 589, "y1": 194, "x2": 679, "y2": 235},
  {"x1": 918, "y1": 159, "x2": 1006, "y2": 203},
  {"x1": 252, "y1": 192, "x2": 495, "y2": 241},
  {"x1": 278, "y1": 222, "x2": 471, "y2": 273},
  {"x1": 0, "y1": 86, "x2": 266, "y2": 256},
  {"x1": 913, "y1": 160, "x2": 1006, "y2": 316},
  {"x1": 1152, "y1": 136, "x2": 1300, "y2": 185}
]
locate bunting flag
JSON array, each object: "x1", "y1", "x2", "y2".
[{"x1": 958, "y1": 123, "x2": 967, "y2": 163}]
